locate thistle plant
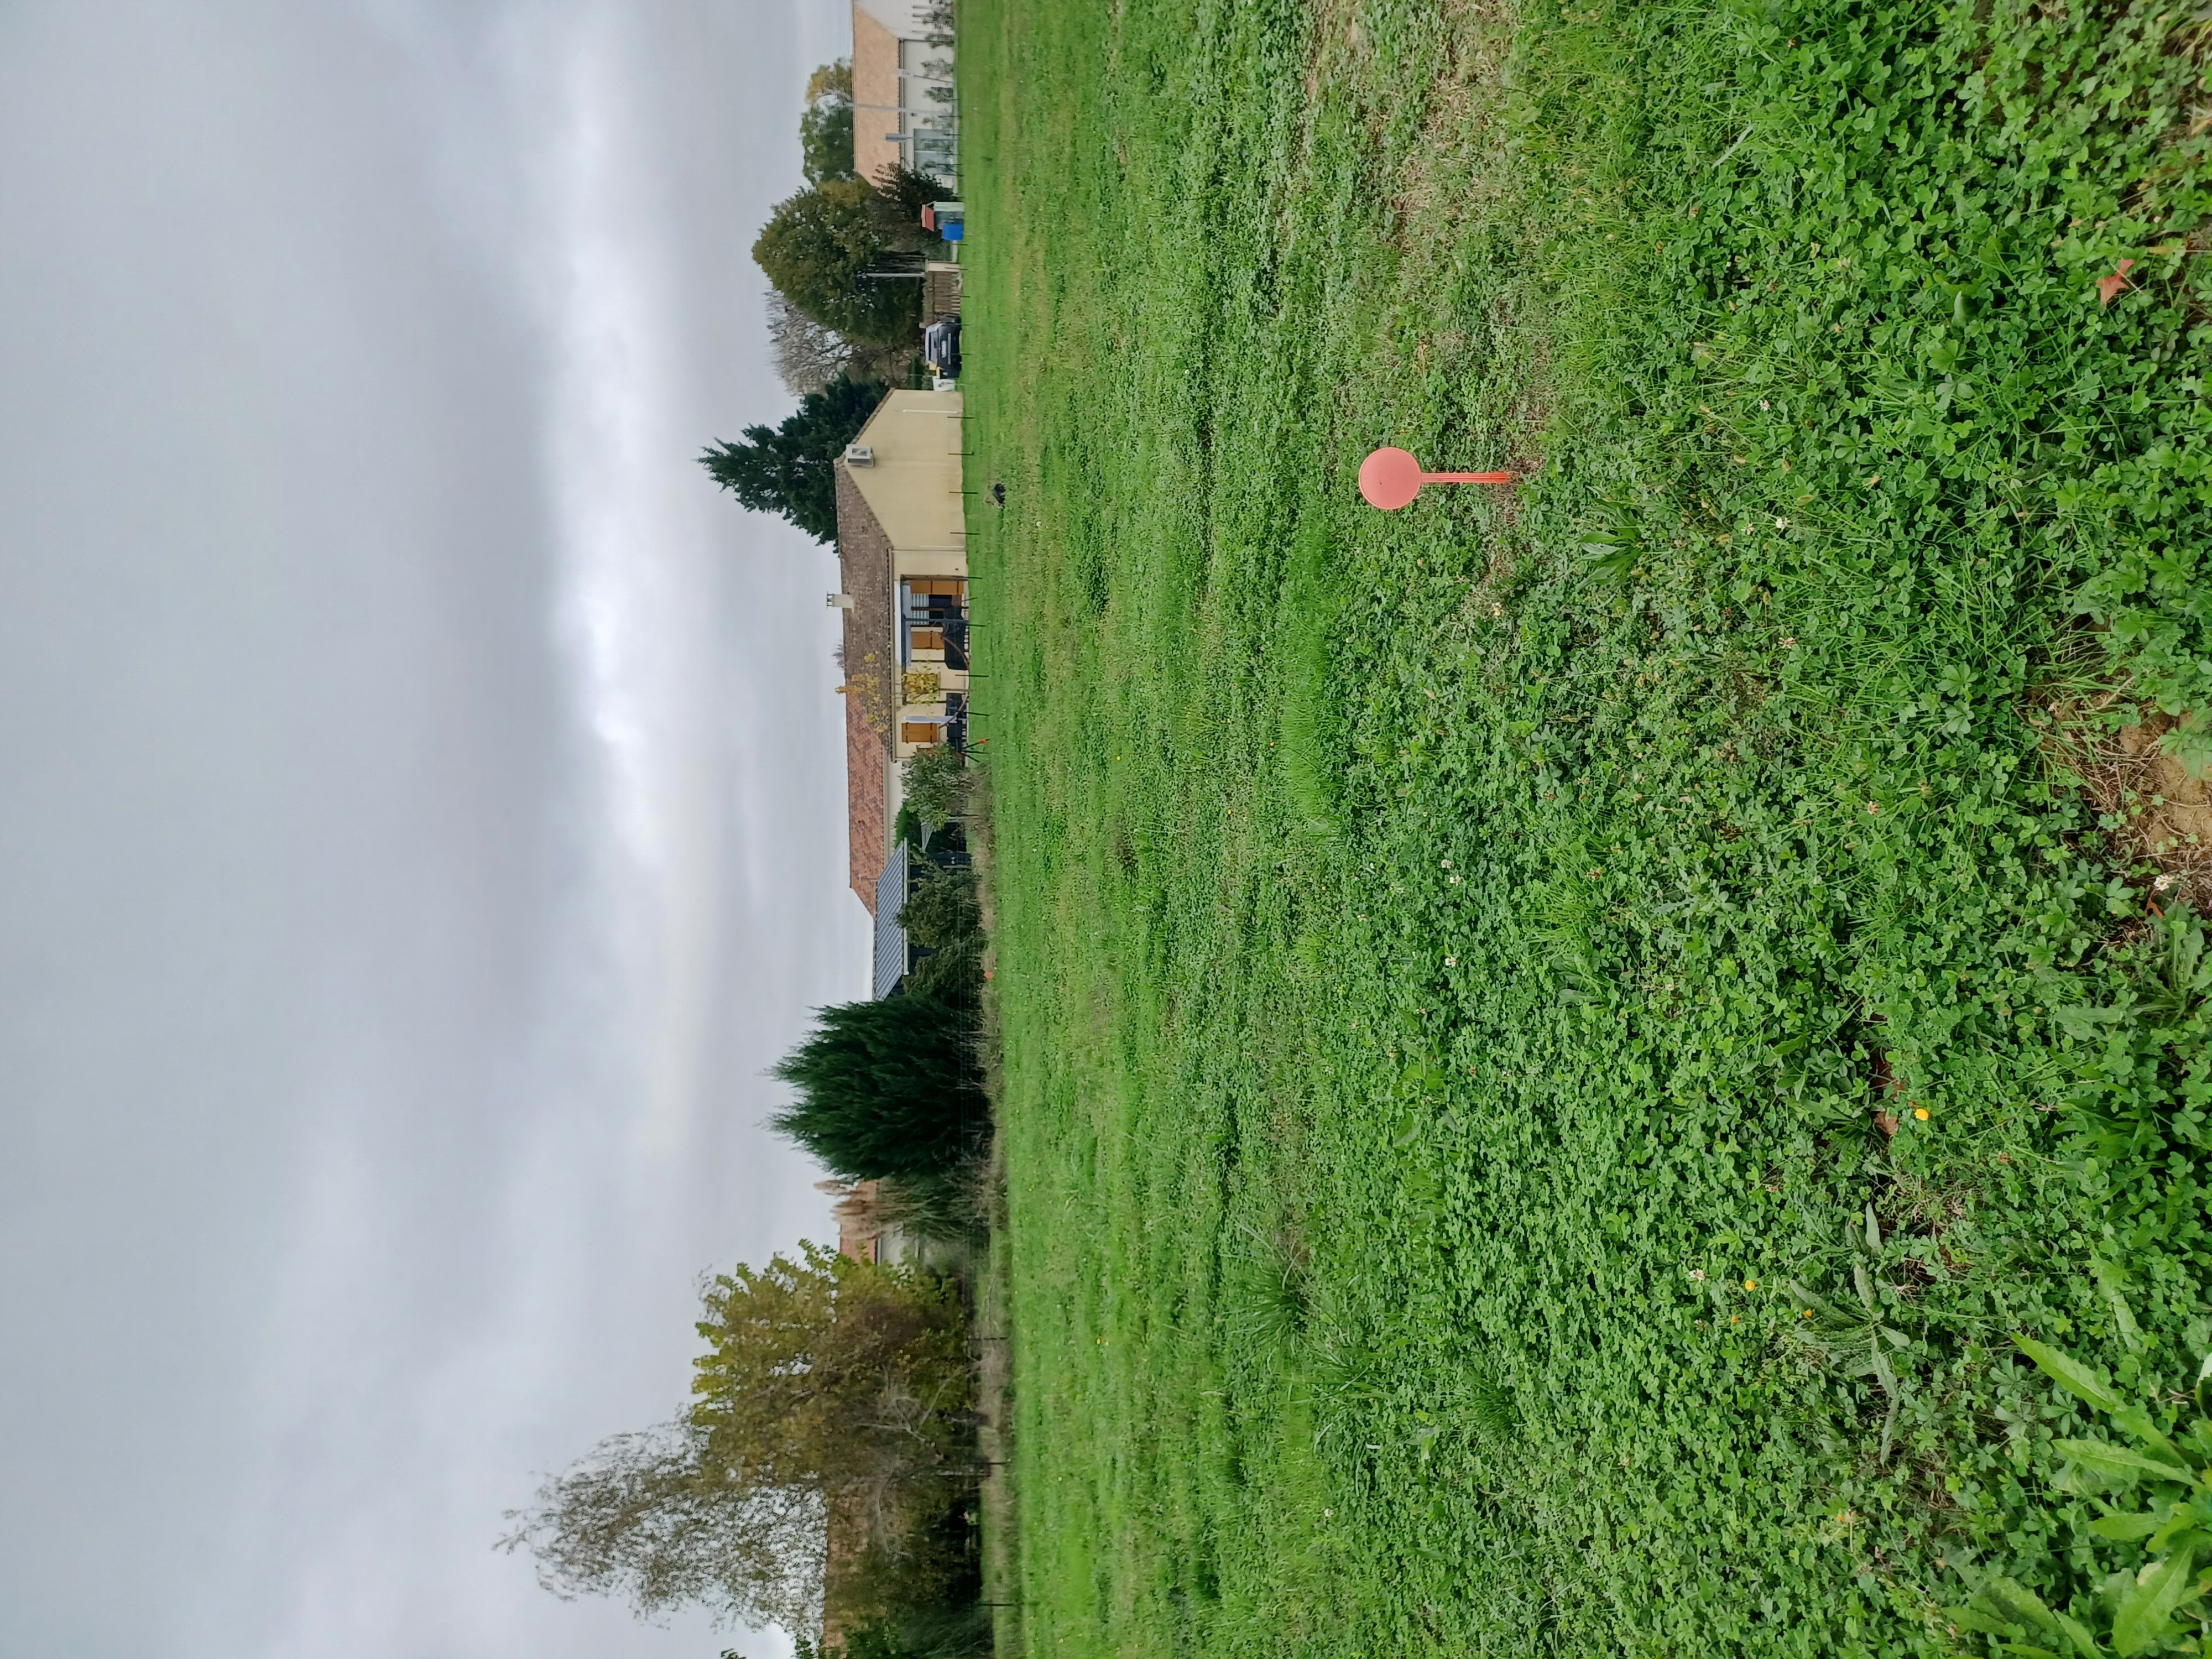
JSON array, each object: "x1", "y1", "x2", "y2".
[{"x1": 1955, "y1": 1339, "x2": 2212, "y2": 1657}]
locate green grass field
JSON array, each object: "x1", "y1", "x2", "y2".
[{"x1": 957, "y1": 0, "x2": 2212, "y2": 1651}]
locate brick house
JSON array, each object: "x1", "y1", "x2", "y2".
[{"x1": 831, "y1": 388, "x2": 967, "y2": 932}]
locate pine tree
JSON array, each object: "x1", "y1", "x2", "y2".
[{"x1": 698, "y1": 374, "x2": 885, "y2": 542}]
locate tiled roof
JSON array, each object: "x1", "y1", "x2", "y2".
[
  {"x1": 835, "y1": 459, "x2": 895, "y2": 912},
  {"x1": 844, "y1": 696, "x2": 886, "y2": 914}
]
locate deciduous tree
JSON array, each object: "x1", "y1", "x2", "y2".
[
  {"x1": 801, "y1": 59, "x2": 855, "y2": 184},
  {"x1": 766, "y1": 289, "x2": 856, "y2": 397},
  {"x1": 754, "y1": 179, "x2": 917, "y2": 346},
  {"x1": 502, "y1": 1246, "x2": 976, "y2": 1632},
  {"x1": 865, "y1": 166, "x2": 954, "y2": 250},
  {"x1": 690, "y1": 1245, "x2": 976, "y2": 1499},
  {"x1": 898, "y1": 743, "x2": 969, "y2": 829},
  {"x1": 499, "y1": 1419, "x2": 825, "y2": 1631}
]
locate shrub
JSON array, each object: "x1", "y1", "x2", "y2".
[
  {"x1": 900, "y1": 744, "x2": 970, "y2": 829},
  {"x1": 897, "y1": 867, "x2": 984, "y2": 1008},
  {"x1": 897, "y1": 868, "x2": 980, "y2": 950},
  {"x1": 842, "y1": 1602, "x2": 993, "y2": 1659}
]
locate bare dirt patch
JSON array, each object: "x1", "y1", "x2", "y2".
[{"x1": 2040, "y1": 700, "x2": 2212, "y2": 902}]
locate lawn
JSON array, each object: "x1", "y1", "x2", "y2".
[{"x1": 956, "y1": 0, "x2": 2212, "y2": 1652}]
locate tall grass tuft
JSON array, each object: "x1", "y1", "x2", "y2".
[{"x1": 1221, "y1": 1220, "x2": 1311, "y2": 1358}]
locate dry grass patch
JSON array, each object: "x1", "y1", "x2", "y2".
[{"x1": 1385, "y1": 0, "x2": 1517, "y2": 246}]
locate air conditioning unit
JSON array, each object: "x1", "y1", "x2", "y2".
[
  {"x1": 843, "y1": 444, "x2": 874, "y2": 466},
  {"x1": 826, "y1": 592, "x2": 855, "y2": 609}
]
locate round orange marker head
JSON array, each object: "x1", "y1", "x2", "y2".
[
  {"x1": 1358, "y1": 446, "x2": 1425, "y2": 510},
  {"x1": 1359, "y1": 447, "x2": 1516, "y2": 509}
]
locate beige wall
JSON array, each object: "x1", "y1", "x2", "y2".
[
  {"x1": 884, "y1": 753, "x2": 904, "y2": 823},
  {"x1": 893, "y1": 549, "x2": 966, "y2": 581},
  {"x1": 847, "y1": 390, "x2": 964, "y2": 553}
]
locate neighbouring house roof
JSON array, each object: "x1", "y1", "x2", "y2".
[
  {"x1": 836, "y1": 460, "x2": 896, "y2": 912},
  {"x1": 872, "y1": 842, "x2": 911, "y2": 998}
]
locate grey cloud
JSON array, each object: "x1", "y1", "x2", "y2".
[{"x1": 0, "y1": 2, "x2": 862, "y2": 1655}]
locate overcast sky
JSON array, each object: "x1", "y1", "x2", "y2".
[{"x1": 0, "y1": 3, "x2": 865, "y2": 1655}]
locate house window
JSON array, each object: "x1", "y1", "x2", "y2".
[
  {"x1": 903, "y1": 576, "x2": 966, "y2": 615},
  {"x1": 899, "y1": 578, "x2": 968, "y2": 669},
  {"x1": 901, "y1": 722, "x2": 946, "y2": 745}
]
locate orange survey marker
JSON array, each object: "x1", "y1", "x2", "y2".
[{"x1": 1358, "y1": 446, "x2": 1515, "y2": 510}]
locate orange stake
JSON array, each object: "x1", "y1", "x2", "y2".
[{"x1": 1359, "y1": 446, "x2": 1515, "y2": 510}]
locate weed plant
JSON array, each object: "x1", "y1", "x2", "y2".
[
  {"x1": 961, "y1": 0, "x2": 2212, "y2": 1652},
  {"x1": 1960, "y1": 1333, "x2": 2212, "y2": 1655}
]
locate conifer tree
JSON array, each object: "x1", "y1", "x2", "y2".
[
  {"x1": 698, "y1": 374, "x2": 884, "y2": 542},
  {"x1": 770, "y1": 995, "x2": 985, "y2": 1179}
]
